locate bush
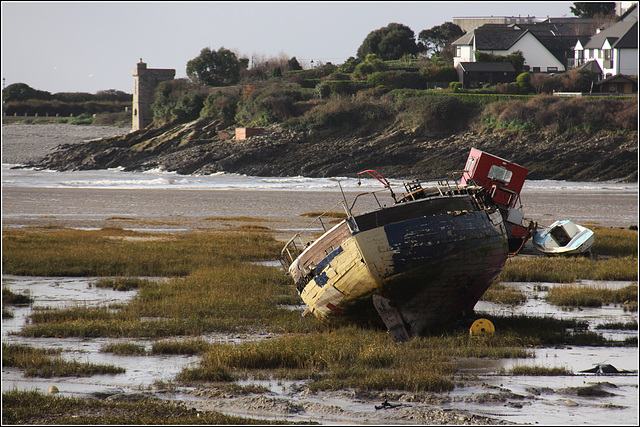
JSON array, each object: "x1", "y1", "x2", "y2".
[
  {"x1": 482, "y1": 95, "x2": 638, "y2": 132},
  {"x1": 561, "y1": 68, "x2": 596, "y2": 92},
  {"x1": 517, "y1": 72, "x2": 532, "y2": 94},
  {"x1": 449, "y1": 82, "x2": 462, "y2": 93},
  {"x1": 495, "y1": 82, "x2": 520, "y2": 94},
  {"x1": 397, "y1": 94, "x2": 473, "y2": 135},
  {"x1": 200, "y1": 89, "x2": 240, "y2": 123},
  {"x1": 315, "y1": 82, "x2": 331, "y2": 99},
  {"x1": 235, "y1": 81, "x2": 311, "y2": 126},
  {"x1": 291, "y1": 97, "x2": 394, "y2": 135},
  {"x1": 151, "y1": 79, "x2": 210, "y2": 123}
]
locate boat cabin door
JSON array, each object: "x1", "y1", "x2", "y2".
[{"x1": 461, "y1": 148, "x2": 528, "y2": 214}]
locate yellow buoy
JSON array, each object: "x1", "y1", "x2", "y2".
[
  {"x1": 47, "y1": 385, "x2": 59, "y2": 394},
  {"x1": 470, "y1": 318, "x2": 495, "y2": 336}
]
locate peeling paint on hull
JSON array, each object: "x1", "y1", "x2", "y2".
[{"x1": 285, "y1": 189, "x2": 509, "y2": 337}]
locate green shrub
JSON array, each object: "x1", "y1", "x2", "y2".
[
  {"x1": 315, "y1": 82, "x2": 331, "y2": 99},
  {"x1": 235, "y1": 81, "x2": 310, "y2": 126},
  {"x1": 290, "y1": 97, "x2": 393, "y2": 134},
  {"x1": 397, "y1": 94, "x2": 474, "y2": 135},
  {"x1": 517, "y1": 72, "x2": 532, "y2": 94},
  {"x1": 151, "y1": 78, "x2": 211, "y2": 122},
  {"x1": 200, "y1": 89, "x2": 240, "y2": 123}
]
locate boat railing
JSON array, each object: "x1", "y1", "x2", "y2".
[
  {"x1": 437, "y1": 171, "x2": 467, "y2": 194},
  {"x1": 279, "y1": 177, "x2": 482, "y2": 271},
  {"x1": 279, "y1": 198, "x2": 352, "y2": 271}
]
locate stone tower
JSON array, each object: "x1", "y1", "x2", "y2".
[{"x1": 131, "y1": 60, "x2": 175, "y2": 131}]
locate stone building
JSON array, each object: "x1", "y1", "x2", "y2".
[{"x1": 131, "y1": 60, "x2": 175, "y2": 131}]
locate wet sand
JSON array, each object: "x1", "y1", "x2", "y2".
[{"x1": 2, "y1": 184, "x2": 637, "y2": 241}]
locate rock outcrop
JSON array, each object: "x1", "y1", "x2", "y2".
[{"x1": 28, "y1": 118, "x2": 638, "y2": 182}]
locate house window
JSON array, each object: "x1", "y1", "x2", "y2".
[
  {"x1": 456, "y1": 46, "x2": 461, "y2": 57},
  {"x1": 532, "y1": 67, "x2": 540, "y2": 72},
  {"x1": 576, "y1": 50, "x2": 584, "y2": 59},
  {"x1": 547, "y1": 67, "x2": 558, "y2": 72}
]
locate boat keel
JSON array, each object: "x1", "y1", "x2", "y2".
[{"x1": 372, "y1": 294, "x2": 410, "y2": 343}]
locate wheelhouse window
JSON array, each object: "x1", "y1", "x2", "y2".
[{"x1": 487, "y1": 165, "x2": 513, "y2": 184}]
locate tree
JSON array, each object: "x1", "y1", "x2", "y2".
[
  {"x1": 357, "y1": 23, "x2": 418, "y2": 60},
  {"x1": 287, "y1": 57, "x2": 302, "y2": 71},
  {"x1": 475, "y1": 50, "x2": 525, "y2": 74},
  {"x1": 570, "y1": 2, "x2": 616, "y2": 18},
  {"x1": 2, "y1": 83, "x2": 52, "y2": 103},
  {"x1": 337, "y1": 57, "x2": 363, "y2": 73},
  {"x1": 353, "y1": 54, "x2": 389, "y2": 79},
  {"x1": 186, "y1": 47, "x2": 242, "y2": 87},
  {"x1": 418, "y1": 22, "x2": 464, "y2": 57}
]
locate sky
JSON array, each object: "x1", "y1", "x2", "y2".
[{"x1": 2, "y1": 1, "x2": 577, "y2": 94}]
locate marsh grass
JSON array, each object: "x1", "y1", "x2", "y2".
[
  {"x1": 2, "y1": 228, "x2": 283, "y2": 277},
  {"x1": 92, "y1": 277, "x2": 154, "y2": 291},
  {"x1": 177, "y1": 326, "x2": 536, "y2": 393},
  {"x1": 506, "y1": 365, "x2": 573, "y2": 376},
  {"x1": 499, "y1": 228, "x2": 637, "y2": 283},
  {"x1": 545, "y1": 284, "x2": 638, "y2": 308},
  {"x1": 300, "y1": 212, "x2": 347, "y2": 218},
  {"x1": 100, "y1": 342, "x2": 147, "y2": 356},
  {"x1": 2, "y1": 287, "x2": 33, "y2": 305},
  {"x1": 595, "y1": 321, "x2": 638, "y2": 330},
  {"x1": 480, "y1": 315, "x2": 599, "y2": 346},
  {"x1": 225, "y1": 225, "x2": 274, "y2": 232},
  {"x1": 591, "y1": 227, "x2": 638, "y2": 257},
  {"x1": 205, "y1": 216, "x2": 272, "y2": 222},
  {"x1": 498, "y1": 255, "x2": 637, "y2": 282},
  {"x1": 2, "y1": 343, "x2": 125, "y2": 378},
  {"x1": 151, "y1": 338, "x2": 210, "y2": 355},
  {"x1": 480, "y1": 283, "x2": 526, "y2": 305},
  {"x1": 18, "y1": 262, "x2": 311, "y2": 338},
  {"x1": 1, "y1": 390, "x2": 292, "y2": 425}
]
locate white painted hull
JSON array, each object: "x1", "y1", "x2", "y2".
[{"x1": 533, "y1": 219, "x2": 595, "y2": 255}]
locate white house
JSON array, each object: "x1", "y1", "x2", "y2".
[
  {"x1": 573, "y1": 19, "x2": 638, "y2": 79},
  {"x1": 452, "y1": 24, "x2": 565, "y2": 73}
]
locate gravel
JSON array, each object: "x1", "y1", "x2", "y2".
[{"x1": 2, "y1": 123, "x2": 130, "y2": 165}]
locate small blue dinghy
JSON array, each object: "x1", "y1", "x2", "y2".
[{"x1": 533, "y1": 219, "x2": 595, "y2": 256}]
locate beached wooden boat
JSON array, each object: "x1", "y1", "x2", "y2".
[
  {"x1": 280, "y1": 164, "x2": 512, "y2": 342},
  {"x1": 532, "y1": 219, "x2": 595, "y2": 256}
]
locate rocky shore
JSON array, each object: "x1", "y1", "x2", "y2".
[{"x1": 13, "y1": 120, "x2": 638, "y2": 182}]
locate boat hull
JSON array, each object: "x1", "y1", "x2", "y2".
[{"x1": 291, "y1": 192, "x2": 508, "y2": 336}]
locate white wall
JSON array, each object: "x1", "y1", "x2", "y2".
[
  {"x1": 453, "y1": 45, "x2": 475, "y2": 67},
  {"x1": 618, "y1": 48, "x2": 638, "y2": 75},
  {"x1": 478, "y1": 33, "x2": 565, "y2": 72}
]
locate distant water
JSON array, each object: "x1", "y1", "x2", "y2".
[
  {"x1": 2, "y1": 165, "x2": 638, "y2": 229},
  {"x1": 3, "y1": 164, "x2": 638, "y2": 194},
  {"x1": 2, "y1": 165, "x2": 395, "y2": 192}
]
